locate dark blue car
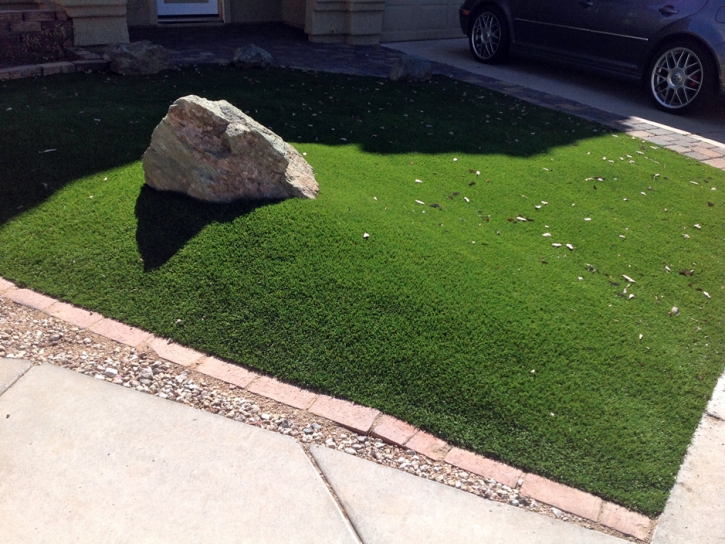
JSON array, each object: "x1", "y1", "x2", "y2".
[{"x1": 459, "y1": 0, "x2": 725, "y2": 113}]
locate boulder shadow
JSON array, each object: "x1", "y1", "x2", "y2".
[{"x1": 135, "y1": 184, "x2": 275, "y2": 271}]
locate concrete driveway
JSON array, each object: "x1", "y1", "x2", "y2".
[{"x1": 385, "y1": 38, "x2": 725, "y2": 146}]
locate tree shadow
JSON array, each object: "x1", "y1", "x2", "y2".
[
  {"x1": 1, "y1": 57, "x2": 598, "y2": 230},
  {"x1": 134, "y1": 185, "x2": 275, "y2": 271}
]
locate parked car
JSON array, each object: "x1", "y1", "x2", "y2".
[{"x1": 458, "y1": 0, "x2": 725, "y2": 114}]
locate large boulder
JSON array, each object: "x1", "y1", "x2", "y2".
[
  {"x1": 142, "y1": 95, "x2": 318, "y2": 202},
  {"x1": 232, "y1": 44, "x2": 274, "y2": 69},
  {"x1": 104, "y1": 41, "x2": 170, "y2": 75},
  {"x1": 389, "y1": 54, "x2": 432, "y2": 82}
]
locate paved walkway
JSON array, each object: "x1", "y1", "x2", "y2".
[
  {"x1": 386, "y1": 38, "x2": 725, "y2": 146},
  {"x1": 0, "y1": 359, "x2": 628, "y2": 543}
]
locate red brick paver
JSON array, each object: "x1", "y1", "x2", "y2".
[
  {"x1": 196, "y1": 356, "x2": 259, "y2": 389},
  {"x1": 45, "y1": 301, "x2": 102, "y2": 329},
  {"x1": 444, "y1": 447, "x2": 522, "y2": 488},
  {"x1": 598, "y1": 502, "x2": 652, "y2": 541},
  {"x1": 0, "y1": 277, "x2": 15, "y2": 293},
  {"x1": 405, "y1": 431, "x2": 451, "y2": 461},
  {"x1": 371, "y1": 415, "x2": 418, "y2": 446},
  {"x1": 4, "y1": 288, "x2": 56, "y2": 311},
  {"x1": 704, "y1": 157, "x2": 725, "y2": 169},
  {"x1": 248, "y1": 376, "x2": 318, "y2": 410},
  {"x1": 309, "y1": 395, "x2": 379, "y2": 434},
  {"x1": 692, "y1": 146, "x2": 724, "y2": 159},
  {"x1": 520, "y1": 473, "x2": 602, "y2": 522},
  {"x1": 148, "y1": 337, "x2": 205, "y2": 367},
  {"x1": 88, "y1": 318, "x2": 151, "y2": 347}
]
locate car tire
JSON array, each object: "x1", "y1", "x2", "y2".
[
  {"x1": 468, "y1": 5, "x2": 510, "y2": 64},
  {"x1": 648, "y1": 40, "x2": 714, "y2": 114}
]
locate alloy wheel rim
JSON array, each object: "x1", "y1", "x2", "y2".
[
  {"x1": 472, "y1": 13, "x2": 501, "y2": 60},
  {"x1": 651, "y1": 47, "x2": 703, "y2": 110}
]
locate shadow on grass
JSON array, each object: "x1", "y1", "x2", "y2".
[
  {"x1": 135, "y1": 185, "x2": 274, "y2": 270},
  {"x1": 0, "y1": 65, "x2": 592, "y2": 229}
]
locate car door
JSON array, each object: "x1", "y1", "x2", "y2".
[
  {"x1": 511, "y1": 0, "x2": 600, "y2": 58},
  {"x1": 588, "y1": 0, "x2": 710, "y2": 71}
]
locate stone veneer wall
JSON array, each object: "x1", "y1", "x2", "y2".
[{"x1": 0, "y1": 9, "x2": 73, "y2": 65}]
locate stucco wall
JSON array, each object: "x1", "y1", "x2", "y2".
[
  {"x1": 230, "y1": 0, "x2": 281, "y2": 22},
  {"x1": 126, "y1": 0, "x2": 155, "y2": 26},
  {"x1": 281, "y1": 0, "x2": 304, "y2": 27},
  {"x1": 380, "y1": 0, "x2": 461, "y2": 42}
]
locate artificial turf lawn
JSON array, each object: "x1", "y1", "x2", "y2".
[{"x1": 1, "y1": 66, "x2": 724, "y2": 517}]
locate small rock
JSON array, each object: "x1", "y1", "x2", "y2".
[
  {"x1": 551, "y1": 507, "x2": 563, "y2": 518},
  {"x1": 311, "y1": 422, "x2": 322, "y2": 430},
  {"x1": 139, "y1": 367, "x2": 154, "y2": 380},
  {"x1": 104, "y1": 41, "x2": 171, "y2": 75},
  {"x1": 389, "y1": 54, "x2": 432, "y2": 82},
  {"x1": 303, "y1": 427, "x2": 314, "y2": 434},
  {"x1": 232, "y1": 44, "x2": 274, "y2": 69},
  {"x1": 103, "y1": 367, "x2": 118, "y2": 378}
]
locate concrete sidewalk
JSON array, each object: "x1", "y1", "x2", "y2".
[{"x1": 0, "y1": 359, "x2": 632, "y2": 543}]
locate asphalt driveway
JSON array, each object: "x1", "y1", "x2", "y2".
[{"x1": 385, "y1": 38, "x2": 725, "y2": 146}]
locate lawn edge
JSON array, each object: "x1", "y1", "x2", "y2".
[{"x1": 0, "y1": 276, "x2": 656, "y2": 541}]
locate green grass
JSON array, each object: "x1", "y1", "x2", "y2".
[{"x1": 1, "y1": 66, "x2": 724, "y2": 517}]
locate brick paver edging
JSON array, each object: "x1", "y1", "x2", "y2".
[
  {"x1": 0, "y1": 277, "x2": 654, "y2": 540},
  {"x1": 434, "y1": 68, "x2": 725, "y2": 173},
  {"x1": 0, "y1": 54, "x2": 108, "y2": 81}
]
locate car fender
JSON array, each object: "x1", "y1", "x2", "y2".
[{"x1": 644, "y1": 13, "x2": 725, "y2": 91}]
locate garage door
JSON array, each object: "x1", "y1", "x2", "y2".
[{"x1": 380, "y1": 0, "x2": 462, "y2": 42}]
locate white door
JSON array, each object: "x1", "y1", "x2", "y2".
[{"x1": 157, "y1": 0, "x2": 219, "y2": 17}]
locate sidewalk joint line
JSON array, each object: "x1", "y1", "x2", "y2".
[{"x1": 302, "y1": 446, "x2": 365, "y2": 544}]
